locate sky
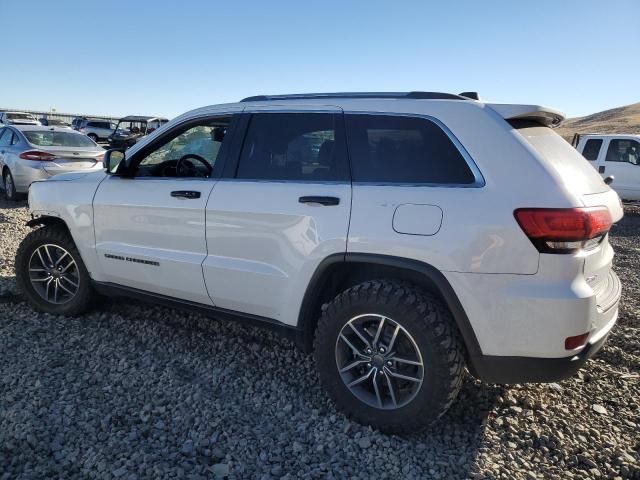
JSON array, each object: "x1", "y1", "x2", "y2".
[{"x1": 0, "y1": 0, "x2": 638, "y2": 119}]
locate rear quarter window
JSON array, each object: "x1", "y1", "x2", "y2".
[{"x1": 345, "y1": 114, "x2": 476, "y2": 184}]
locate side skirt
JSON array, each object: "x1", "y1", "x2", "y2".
[{"x1": 91, "y1": 281, "x2": 304, "y2": 347}]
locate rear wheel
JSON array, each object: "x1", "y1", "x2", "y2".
[
  {"x1": 314, "y1": 280, "x2": 466, "y2": 434},
  {"x1": 87, "y1": 133, "x2": 99, "y2": 143},
  {"x1": 3, "y1": 168, "x2": 18, "y2": 201},
  {"x1": 15, "y1": 225, "x2": 95, "y2": 315}
]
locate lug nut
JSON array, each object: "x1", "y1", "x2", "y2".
[
  {"x1": 366, "y1": 363, "x2": 371, "y2": 369},
  {"x1": 379, "y1": 347, "x2": 385, "y2": 353},
  {"x1": 386, "y1": 360, "x2": 392, "y2": 367},
  {"x1": 366, "y1": 348, "x2": 372, "y2": 354}
]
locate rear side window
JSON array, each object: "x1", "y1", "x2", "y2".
[
  {"x1": 0, "y1": 128, "x2": 11, "y2": 147},
  {"x1": 236, "y1": 113, "x2": 348, "y2": 181},
  {"x1": 345, "y1": 114, "x2": 476, "y2": 184},
  {"x1": 582, "y1": 139, "x2": 602, "y2": 161},
  {"x1": 605, "y1": 139, "x2": 640, "y2": 165}
]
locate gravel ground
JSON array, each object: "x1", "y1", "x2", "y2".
[{"x1": 0, "y1": 197, "x2": 638, "y2": 479}]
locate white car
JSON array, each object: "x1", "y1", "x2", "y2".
[
  {"x1": 573, "y1": 133, "x2": 640, "y2": 201},
  {"x1": 0, "y1": 111, "x2": 41, "y2": 126},
  {"x1": 16, "y1": 92, "x2": 623, "y2": 433}
]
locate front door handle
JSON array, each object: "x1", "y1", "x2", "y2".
[
  {"x1": 299, "y1": 196, "x2": 340, "y2": 206},
  {"x1": 598, "y1": 166, "x2": 605, "y2": 174},
  {"x1": 171, "y1": 190, "x2": 201, "y2": 199}
]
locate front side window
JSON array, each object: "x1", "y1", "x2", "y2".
[
  {"x1": 135, "y1": 117, "x2": 231, "y2": 178},
  {"x1": 346, "y1": 114, "x2": 476, "y2": 184},
  {"x1": 236, "y1": 113, "x2": 347, "y2": 181},
  {"x1": 605, "y1": 139, "x2": 640, "y2": 165},
  {"x1": 582, "y1": 139, "x2": 603, "y2": 161}
]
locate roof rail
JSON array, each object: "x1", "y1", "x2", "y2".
[{"x1": 240, "y1": 91, "x2": 467, "y2": 102}]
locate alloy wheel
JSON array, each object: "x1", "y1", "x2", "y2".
[
  {"x1": 28, "y1": 244, "x2": 80, "y2": 304},
  {"x1": 335, "y1": 314, "x2": 424, "y2": 410}
]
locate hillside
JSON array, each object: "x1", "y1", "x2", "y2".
[{"x1": 554, "y1": 102, "x2": 640, "y2": 141}]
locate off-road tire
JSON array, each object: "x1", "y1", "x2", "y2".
[
  {"x1": 314, "y1": 279, "x2": 466, "y2": 434},
  {"x1": 15, "y1": 225, "x2": 95, "y2": 316}
]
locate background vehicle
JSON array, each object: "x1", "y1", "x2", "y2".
[
  {"x1": 71, "y1": 117, "x2": 86, "y2": 130},
  {"x1": 574, "y1": 133, "x2": 640, "y2": 201},
  {"x1": 0, "y1": 111, "x2": 41, "y2": 126},
  {"x1": 78, "y1": 119, "x2": 116, "y2": 142},
  {"x1": 39, "y1": 118, "x2": 72, "y2": 128},
  {"x1": 108, "y1": 115, "x2": 168, "y2": 149},
  {"x1": 18, "y1": 92, "x2": 623, "y2": 433},
  {"x1": 0, "y1": 125, "x2": 104, "y2": 200}
]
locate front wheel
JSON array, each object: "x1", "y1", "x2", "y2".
[
  {"x1": 15, "y1": 225, "x2": 95, "y2": 316},
  {"x1": 314, "y1": 280, "x2": 466, "y2": 434}
]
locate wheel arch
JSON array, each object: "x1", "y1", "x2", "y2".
[
  {"x1": 26, "y1": 215, "x2": 72, "y2": 235},
  {"x1": 297, "y1": 253, "x2": 482, "y2": 366}
]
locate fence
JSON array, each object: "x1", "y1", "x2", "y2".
[{"x1": 0, "y1": 107, "x2": 121, "y2": 124}]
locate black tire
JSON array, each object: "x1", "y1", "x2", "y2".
[
  {"x1": 15, "y1": 225, "x2": 95, "y2": 316},
  {"x1": 3, "y1": 168, "x2": 19, "y2": 201},
  {"x1": 87, "y1": 133, "x2": 99, "y2": 143},
  {"x1": 314, "y1": 280, "x2": 466, "y2": 434}
]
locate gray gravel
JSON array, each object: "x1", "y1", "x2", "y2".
[{"x1": 0, "y1": 196, "x2": 638, "y2": 479}]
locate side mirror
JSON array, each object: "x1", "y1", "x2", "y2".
[
  {"x1": 604, "y1": 175, "x2": 615, "y2": 185},
  {"x1": 103, "y1": 149, "x2": 125, "y2": 174}
]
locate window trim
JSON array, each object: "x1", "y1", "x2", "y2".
[
  {"x1": 227, "y1": 110, "x2": 351, "y2": 184},
  {"x1": 343, "y1": 111, "x2": 485, "y2": 188}
]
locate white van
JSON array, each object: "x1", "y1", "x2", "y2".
[{"x1": 574, "y1": 134, "x2": 640, "y2": 201}]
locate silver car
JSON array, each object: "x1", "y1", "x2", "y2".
[{"x1": 0, "y1": 125, "x2": 105, "y2": 201}]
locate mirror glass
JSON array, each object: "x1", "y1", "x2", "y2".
[{"x1": 105, "y1": 150, "x2": 125, "y2": 173}]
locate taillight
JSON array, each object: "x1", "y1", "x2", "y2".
[
  {"x1": 19, "y1": 150, "x2": 57, "y2": 161},
  {"x1": 514, "y1": 207, "x2": 612, "y2": 253}
]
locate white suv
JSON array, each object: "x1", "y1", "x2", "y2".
[{"x1": 15, "y1": 92, "x2": 623, "y2": 433}]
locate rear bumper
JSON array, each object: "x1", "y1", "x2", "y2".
[{"x1": 469, "y1": 309, "x2": 616, "y2": 383}]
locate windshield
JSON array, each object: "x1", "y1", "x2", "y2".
[
  {"x1": 24, "y1": 131, "x2": 97, "y2": 148},
  {"x1": 7, "y1": 113, "x2": 36, "y2": 120}
]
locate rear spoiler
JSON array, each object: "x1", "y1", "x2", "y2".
[{"x1": 487, "y1": 103, "x2": 565, "y2": 127}]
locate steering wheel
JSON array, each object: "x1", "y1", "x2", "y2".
[{"x1": 176, "y1": 154, "x2": 213, "y2": 178}]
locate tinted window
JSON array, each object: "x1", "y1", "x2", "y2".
[
  {"x1": 24, "y1": 131, "x2": 96, "y2": 147},
  {"x1": 236, "y1": 113, "x2": 347, "y2": 181},
  {"x1": 346, "y1": 115, "x2": 475, "y2": 184},
  {"x1": 582, "y1": 139, "x2": 602, "y2": 161},
  {"x1": 605, "y1": 139, "x2": 640, "y2": 165}
]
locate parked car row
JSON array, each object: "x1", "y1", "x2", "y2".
[{"x1": 2, "y1": 112, "x2": 168, "y2": 149}]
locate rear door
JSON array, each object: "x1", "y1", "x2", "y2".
[
  {"x1": 600, "y1": 137, "x2": 640, "y2": 201},
  {"x1": 203, "y1": 107, "x2": 351, "y2": 324},
  {"x1": 93, "y1": 113, "x2": 239, "y2": 304}
]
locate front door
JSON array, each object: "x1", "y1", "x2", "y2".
[
  {"x1": 203, "y1": 109, "x2": 352, "y2": 324},
  {"x1": 93, "y1": 114, "x2": 237, "y2": 304},
  {"x1": 601, "y1": 137, "x2": 640, "y2": 201}
]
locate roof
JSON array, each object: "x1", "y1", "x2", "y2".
[{"x1": 118, "y1": 115, "x2": 169, "y2": 122}]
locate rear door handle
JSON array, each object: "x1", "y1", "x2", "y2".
[
  {"x1": 598, "y1": 166, "x2": 605, "y2": 174},
  {"x1": 171, "y1": 190, "x2": 201, "y2": 199},
  {"x1": 299, "y1": 196, "x2": 340, "y2": 206}
]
